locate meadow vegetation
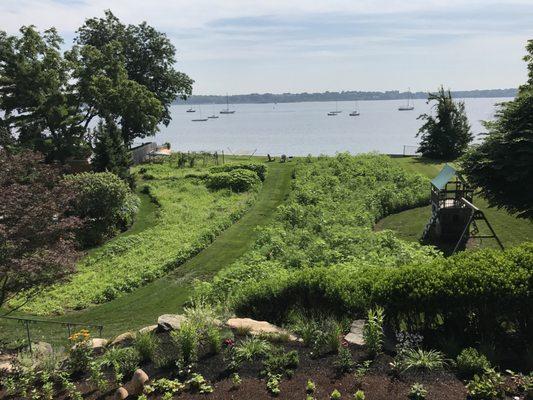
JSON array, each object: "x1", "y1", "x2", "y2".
[{"x1": 13, "y1": 156, "x2": 262, "y2": 314}]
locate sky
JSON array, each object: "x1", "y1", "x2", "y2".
[{"x1": 1, "y1": 0, "x2": 532, "y2": 95}]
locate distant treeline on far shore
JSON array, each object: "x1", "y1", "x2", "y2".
[{"x1": 175, "y1": 88, "x2": 517, "y2": 105}]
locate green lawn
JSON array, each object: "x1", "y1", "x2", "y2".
[
  {"x1": 0, "y1": 159, "x2": 294, "y2": 346},
  {"x1": 376, "y1": 157, "x2": 533, "y2": 249}
]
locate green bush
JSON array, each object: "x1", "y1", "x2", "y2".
[
  {"x1": 101, "y1": 347, "x2": 140, "y2": 382},
  {"x1": 466, "y1": 368, "x2": 505, "y2": 400},
  {"x1": 206, "y1": 168, "x2": 261, "y2": 192},
  {"x1": 65, "y1": 172, "x2": 139, "y2": 246},
  {"x1": 210, "y1": 162, "x2": 267, "y2": 181},
  {"x1": 263, "y1": 349, "x2": 299, "y2": 376},
  {"x1": 134, "y1": 332, "x2": 157, "y2": 363},
  {"x1": 231, "y1": 244, "x2": 533, "y2": 344},
  {"x1": 171, "y1": 322, "x2": 200, "y2": 366},
  {"x1": 362, "y1": 307, "x2": 384, "y2": 357},
  {"x1": 455, "y1": 348, "x2": 491, "y2": 379}
]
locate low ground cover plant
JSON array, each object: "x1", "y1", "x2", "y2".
[{"x1": 16, "y1": 158, "x2": 259, "y2": 314}]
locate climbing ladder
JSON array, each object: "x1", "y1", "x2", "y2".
[{"x1": 421, "y1": 207, "x2": 438, "y2": 241}]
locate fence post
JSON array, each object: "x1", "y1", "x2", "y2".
[
  {"x1": 98, "y1": 326, "x2": 103, "y2": 338},
  {"x1": 222, "y1": 150, "x2": 225, "y2": 164},
  {"x1": 24, "y1": 320, "x2": 32, "y2": 354}
]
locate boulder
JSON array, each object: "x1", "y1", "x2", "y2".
[
  {"x1": 110, "y1": 332, "x2": 136, "y2": 347},
  {"x1": 226, "y1": 318, "x2": 298, "y2": 341},
  {"x1": 33, "y1": 341, "x2": 53, "y2": 356},
  {"x1": 344, "y1": 320, "x2": 365, "y2": 346},
  {"x1": 0, "y1": 360, "x2": 13, "y2": 373},
  {"x1": 90, "y1": 338, "x2": 108, "y2": 354},
  {"x1": 157, "y1": 314, "x2": 187, "y2": 332},
  {"x1": 128, "y1": 369, "x2": 149, "y2": 395},
  {"x1": 114, "y1": 387, "x2": 129, "y2": 400},
  {"x1": 139, "y1": 325, "x2": 157, "y2": 335}
]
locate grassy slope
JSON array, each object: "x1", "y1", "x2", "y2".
[
  {"x1": 376, "y1": 157, "x2": 533, "y2": 248},
  {"x1": 0, "y1": 160, "x2": 293, "y2": 343}
]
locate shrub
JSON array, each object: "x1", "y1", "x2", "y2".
[
  {"x1": 362, "y1": 307, "x2": 384, "y2": 357},
  {"x1": 394, "y1": 348, "x2": 446, "y2": 373},
  {"x1": 334, "y1": 345, "x2": 354, "y2": 373},
  {"x1": 206, "y1": 168, "x2": 261, "y2": 192},
  {"x1": 408, "y1": 383, "x2": 427, "y2": 400},
  {"x1": 205, "y1": 325, "x2": 222, "y2": 355},
  {"x1": 311, "y1": 318, "x2": 341, "y2": 357},
  {"x1": 263, "y1": 349, "x2": 299, "y2": 376},
  {"x1": 171, "y1": 322, "x2": 200, "y2": 366},
  {"x1": 101, "y1": 347, "x2": 141, "y2": 382},
  {"x1": 234, "y1": 337, "x2": 271, "y2": 363},
  {"x1": 68, "y1": 329, "x2": 93, "y2": 374},
  {"x1": 134, "y1": 332, "x2": 157, "y2": 363},
  {"x1": 455, "y1": 348, "x2": 491, "y2": 379},
  {"x1": 65, "y1": 172, "x2": 139, "y2": 246},
  {"x1": 210, "y1": 162, "x2": 267, "y2": 181},
  {"x1": 466, "y1": 368, "x2": 505, "y2": 400}
]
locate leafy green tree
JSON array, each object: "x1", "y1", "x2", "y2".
[
  {"x1": 0, "y1": 26, "x2": 89, "y2": 162},
  {"x1": 92, "y1": 119, "x2": 132, "y2": 183},
  {"x1": 416, "y1": 86, "x2": 473, "y2": 159},
  {"x1": 0, "y1": 12, "x2": 193, "y2": 165},
  {"x1": 461, "y1": 40, "x2": 533, "y2": 219},
  {"x1": 75, "y1": 10, "x2": 194, "y2": 144}
]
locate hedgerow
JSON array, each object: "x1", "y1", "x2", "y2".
[
  {"x1": 210, "y1": 162, "x2": 267, "y2": 181},
  {"x1": 206, "y1": 168, "x2": 261, "y2": 192},
  {"x1": 230, "y1": 244, "x2": 533, "y2": 342},
  {"x1": 15, "y1": 159, "x2": 259, "y2": 314}
]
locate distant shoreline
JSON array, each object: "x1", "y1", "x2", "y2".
[{"x1": 174, "y1": 88, "x2": 516, "y2": 105}]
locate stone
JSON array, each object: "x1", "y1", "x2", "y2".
[
  {"x1": 139, "y1": 325, "x2": 157, "y2": 335},
  {"x1": 157, "y1": 314, "x2": 187, "y2": 332},
  {"x1": 344, "y1": 320, "x2": 365, "y2": 346},
  {"x1": 0, "y1": 360, "x2": 13, "y2": 373},
  {"x1": 128, "y1": 369, "x2": 149, "y2": 395},
  {"x1": 110, "y1": 332, "x2": 136, "y2": 347},
  {"x1": 90, "y1": 338, "x2": 108, "y2": 352},
  {"x1": 226, "y1": 317, "x2": 298, "y2": 341},
  {"x1": 33, "y1": 341, "x2": 53, "y2": 356},
  {"x1": 114, "y1": 387, "x2": 129, "y2": 400}
]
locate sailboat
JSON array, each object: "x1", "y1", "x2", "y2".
[
  {"x1": 186, "y1": 107, "x2": 196, "y2": 113},
  {"x1": 220, "y1": 94, "x2": 236, "y2": 114},
  {"x1": 208, "y1": 104, "x2": 219, "y2": 119},
  {"x1": 191, "y1": 106, "x2": 208, "y2": 121},
  {"x1": 398, "y1": 88, "x2": 415, "y2": 111},
  {"x1": 328, "y1": 101, "x2": 341, "y2": 115},
  {"x1": 349, "y1": 101, "x2": 360, "y2": 116}
]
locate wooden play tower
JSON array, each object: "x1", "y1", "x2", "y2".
[{"x1": 421, "y1": 165, "x2": 504, "y2": 253}]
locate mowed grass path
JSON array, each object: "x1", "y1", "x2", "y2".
[
  {"x1": 376, "y1": 157, "x2": 533, "y2": 248},
  {"x1": 1, "y1": 161, "x2": 293, "y2": 342}
]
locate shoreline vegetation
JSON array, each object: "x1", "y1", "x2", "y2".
[{"x1": 174, "y1": 88, "x2": 517, "y2": 105}]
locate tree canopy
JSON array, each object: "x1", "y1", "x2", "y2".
[
  {"x1": 0, "y1": 10, "x2": 193, "y2": 164},
  {"x1": 416, "y1": 86, "x2": 473, "y2": 160},
  {"x1": 461, "y1": 40, "x2": 533, "y2": 219}
]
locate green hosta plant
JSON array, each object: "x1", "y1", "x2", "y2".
[
  {"x1": 466, "y1": 368, "x2": 504, "y2": 400},
  {"x1": 186, "y1": 373, "x2": 213, "y2": 394},
  {"x1": 306, "y1": 379, "x2": 316, "y2": 393},
  {"x1": 231, "y1": 373, "x2": 242, "y2": 389},
  {"x1": 408, "y1": 383, "x2": 427, "y2": 400},
  {"x1": 354, "y1": 390, "x2": 366, "y2": 400},
  {"x1": 331, "y1": 389, "x2": 342, "y2": 399},
  {"x1": 266, "y1": 373, "x2": 282, "y2": 396}
]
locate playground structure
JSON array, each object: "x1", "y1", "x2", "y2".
[{"x1": 421, "y1": 164, "x2": 504, "y2": 253}]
